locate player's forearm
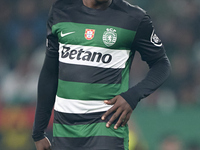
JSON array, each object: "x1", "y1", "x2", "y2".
[
  {"x1": 120, "y1": 55, "x2": 171, "y2": 110},
  {"x1": 32, "y1": 54, "x2": 59, "y2": 142}
]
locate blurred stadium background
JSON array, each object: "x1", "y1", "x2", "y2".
[{"x1": 0, "y1": 0, "x2": 200, "y2": 150}]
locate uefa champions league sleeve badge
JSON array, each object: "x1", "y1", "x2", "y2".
[{"x1": 150, "y1": 29, "x2": 162, "y2": 47}]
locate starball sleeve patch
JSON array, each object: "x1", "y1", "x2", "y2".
[{"x1": 150, "y1": 29, "x2": 162, "y2": 47}]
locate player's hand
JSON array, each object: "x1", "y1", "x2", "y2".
[
  {"x1": 101, "y1": 95, "x2": 133, "y2": 129},
  {"x1": 35, "y1": 137, "x2": 52, "y2": 150}
]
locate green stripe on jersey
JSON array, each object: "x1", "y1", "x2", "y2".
[
  {"x1": 56, "y1": 51, "x2": 132, "y2": 101},
  {"x1": 52, "y1": 22, "x2": 136, "y2": 50},
  {"x1": 56, "y1": 80, "x2": 128, "y2": 100},
  {"x1": 53, "y1": 122, "x2": 128, "y2": 138}
]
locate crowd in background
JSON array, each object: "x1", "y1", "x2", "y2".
[
  {"x1": 0, "y1": 0, "x2": 200, "y2": 107},
  {"x1": 0, "y1": 0, "x2": 200, "y2": 149},
  {"x1": 0, "y1": 0, "x2": 55, "y2": 106},
  {"x1": 129, "y1": 0, "x2": 200, "y2": 110}
]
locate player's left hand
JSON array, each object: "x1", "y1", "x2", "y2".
[{"x1": 101, "y1": 95, "x2": 133, "y2": 129}]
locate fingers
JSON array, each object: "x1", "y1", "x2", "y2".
[
  {"x1": 106, "y1": 108, "x2": 122, "y2": 128},
  {"x1": 101, "y1": 103, "x2": 118, "y2": 120},
  {"x1": 114, "y1": 110, "x2": 127, "y2": 129},
  {"x1": 105, "y1": 109, "x2": 131, "y2": 129},
  {"x1": 104, "y1": 97, "x2": 117, "y2": 105},
  {"x1": 35, "y1": 137, "x2": 51, "y2": 150},
  {"x1": 121, "y1": 112, "x2": 131, "y2": 127},
  {"x1": 101, "y1": 97, "x2": 118, "y2": 120},
  {"x1": 46, "y1": 145, "x2": 52, "y2": 150},
  {"x1": 102, "y1": 95, "x2": 133, "y2": 130}
]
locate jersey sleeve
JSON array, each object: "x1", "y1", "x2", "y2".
[
  {"x1": 120, "y1": 14, "x2": 171, "y2": 110},
  {"x1": 46, "y1": 6, "x2": 59, "y2": 58},
  {"x1": 132, "y1": 14, "x2": 165, "y2": 63},
  {"x1": 32, "y1": 6, "x2": 59, "y2": 142}
]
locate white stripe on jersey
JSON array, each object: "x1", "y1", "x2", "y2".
[
  {"x1": 54, "y1": 95, "x2": 113, "y2": 114},
  {"x1": 59, "y1": 43, "x2": 130, "y2": 69}
]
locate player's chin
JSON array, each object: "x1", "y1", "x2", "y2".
[{"x1": 96, "y1": 0, "x2": 111, "y2": 3}]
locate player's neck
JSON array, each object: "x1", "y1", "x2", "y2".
[{"x1": 82, "y1": 0, "x2": 112, "y2": 10}]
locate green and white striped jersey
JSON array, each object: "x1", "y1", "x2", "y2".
[{"x1": 44, "y1": 0, "x2": 165, "y2": 149}]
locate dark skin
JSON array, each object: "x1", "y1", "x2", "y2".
[
  {"x1": 35, "y1": 0, "x2": 133, "y2": 149},
  {"x1": 35, "y1": 137, "x2": 51, "y2": 150},
  {"x1": 102, "y1": 95, "x2": 133, "y2": 129},
  {"x1": 82, "y1": 0, "x2": 112, "y2": 9}
]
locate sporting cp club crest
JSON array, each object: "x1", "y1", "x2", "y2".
[
  {"x1": 103, "y1": 28, "x2": 117, "y2": 47},
  {"x1": 85, "y1": 29, "x2": 95, "y2": 40}
]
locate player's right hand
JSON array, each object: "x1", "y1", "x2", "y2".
[{"x1": 35, "y1": 137, "x2": 52, "y2": 150}]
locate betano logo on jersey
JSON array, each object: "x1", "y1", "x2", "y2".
[
  {"x1": 85, "y1": 29, "x2": 95, "y2": 40},
  {"x1": 61, "y1": 46, "x2": 112, "y2": 64},
  {"x1": 103, "y1": 28, "x2": 117, "y2": 47}
]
